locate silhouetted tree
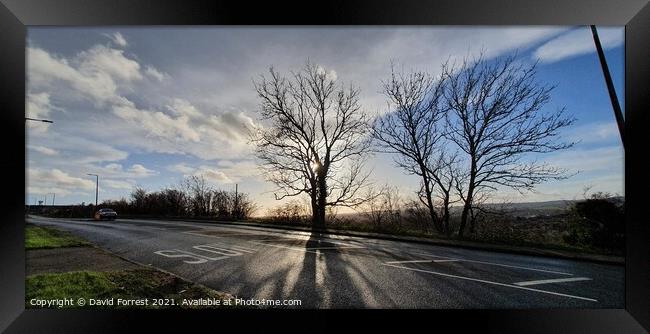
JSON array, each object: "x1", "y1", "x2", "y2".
[
  {"x1": 373, "y1": 66, "x2": 458, "y2": 234},
  {"x1": 182, "y1": 175, "x2": 212, "y2": 216},
  {"x1": 252, "y1": 62, "x2": 373, "y2": 228},
  {"x1": 130, "y1": 187, "x2": 147, "y2": 214},
  {"x1": 442, "y1": 55, "x2": 575, "y2": 237}
]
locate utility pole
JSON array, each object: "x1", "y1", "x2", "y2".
[
  {"x1": 87, "y1": 174, "x2": 99, "y2": 207},
  {"x1": 234, "y1": 183, "x2": 239, "y2": 219},
  {"x1": 590, "y1": 25, "x2": 625, "y2": 149},
  {"x1": 52, "y1": 193, "x2": 55, "y2": 205}
]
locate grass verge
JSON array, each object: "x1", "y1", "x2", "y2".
[
  {"x1": 26, "y1": 269, "x2": 234, "y2": 309},
  {"x1": 25, "y1": 225, "x2": 90, "y2": 249}
]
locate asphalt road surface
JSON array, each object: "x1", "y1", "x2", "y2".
[{"x1": 27, "y1": 216, "x2": 624, "y2": 308}]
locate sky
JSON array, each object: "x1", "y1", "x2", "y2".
[{"x1": 25, "y1": 26, "x2": 625, "y2": 214}]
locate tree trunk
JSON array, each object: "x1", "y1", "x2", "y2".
[
  {"x1": 419, "y1": 163, "x2": 441, "y2": 233},
  {"x1": 458, "y1": 200, "x2": 471, "y2": 238},
  {"x1": 469, "y1": 208, "x2": 476, "y2": 234},
  {"x1": 458, "y1": 182, "x2": 476, "y2": 238},
  {"x1": 459, "y1": 158, "x2": 477, "y2": 238},
  {"x1": 314, "y1": 170, "x2": 327, "y2": 229},
  {"x1": 310, "y1": 192, "x2": 319, "y2": 226},
  {"x1": 442, "y1": 196, "x2": 450, "y2": 235}
]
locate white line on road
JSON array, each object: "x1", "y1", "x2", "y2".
[
  {"x1": 405, "y1": 250, "x2": 574, "y2": 276},
  {"x1": 382, "y1": 263, "x2": 597, "y2": 302},
  {"x1": 513, "y1": 277, "x2": 592, "y2": 286},
  {"x1": 306, "y1": 246, "x2": 365, "y2": 250},
  {"x1": 384, "y1": 259, "x2": 461, "y2": 264},
  {"x1": 183, "y1": 231, "x2": 260, "y2": 238},
  {"x1": 385, "y1": 260, "x2": 434, "y2": 264},
  {"x1": 248, "y1": 241, "x2": 320, "y2": 254}
]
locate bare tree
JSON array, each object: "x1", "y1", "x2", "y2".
[
  {"x1": 268, "y1": 200, "x2": 309, "y2": 223},
  {"x1": 360, "y1": 184, "x2": 402, "y2": 231},
  {"x1": 373, "y1": 65, "x2": 454, "y2": 233},
  {"x1": 428, "y1": 151, "x2": 462, "y2": 234},
  {"x1": 130, "y1": 187, "x2": 147, "y2": 214},
  {"x1": 251, "y1": 62, "x2": 373, "y2": 228},
  {"x1": 442, "y1": 55, "x2": 575, "y2": 237},
  {"x1": 182, "y1": 175, "x2": 212, "y2": 216}
]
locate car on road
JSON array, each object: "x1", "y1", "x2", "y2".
[{"x1": 94, "y1": 208, "x2": 118, "y2": 221}]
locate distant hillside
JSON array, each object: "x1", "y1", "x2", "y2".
[
  {"x1": 469, "y1": 197, "x2": 625, "y2": 217},
  {"x1": 322, "y1": 197, "x2": 624, "y2": 219}
]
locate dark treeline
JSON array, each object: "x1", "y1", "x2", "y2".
[
  {"x1": 33, "y1": 175, "x2": 257, "y2": 220},
  {"x1": 104, "y1": 175, "x2": 257, "y2": 219}
]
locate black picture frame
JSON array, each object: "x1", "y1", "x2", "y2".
[{"x1": 1, "y1": 0, "x2": 648, "y2": 332}]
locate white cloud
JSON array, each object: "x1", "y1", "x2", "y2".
[
  {"x1": 195, "y1": 166, "x2": 233, "y2": 184},
  {"x1": 28, "y1": 145, "x2": 59, "y2": 156},
  {"x1": 50, "y1": 135, "x2": 129, "y2": 164},
  {"x1": 94, "y1": 163, "x2": 157, "y2": 178},
  {"x1": 532, "y1": 26, "x2": 623, "y2": 63},
  {"x1": 26, "y1": 92, "x2": 55, "y2": 134},
  {"x1": 112, "y1": 99, "x2": 201, "y2": 142},
  {"x1": 27, "y1": 168, "x2": 96, "y2": 196},
  {"x1": 105, "y1": 163, "x2": 123, "y2": 171},
  {"x1": 145, "y1": 65, "x2": 166, "y2": 81},
  {"x1": 128, "y1": 164, "x2": 157, "y2": 177},
  {"x1": 103, "y1": 179, "x2": 134, "y2": 190},
  {"x1": 109, "y1": 98, "x2": 255, "y2": 160},
  {"x1": 105, "y1": 32, "x2": 128, "y2": 47},
  {"x1": 77, "y1": 45, "x2": 142, "y2": 82},
  {"x1": 28, "y1": 42, "x2": 259, "y2": 163},
  {"x1": 316, "y1": 65, "x2": 338, "y2": 81},
  {"x1": 568, "y1": 121, "x2": 620, "y2": 144},
  {"x1": 167, "y1": 163, "x2": 196, "y2": 174},
  {"x1": 27, "y1": 45, "x2": 143, "y2": 105},
  {"x1": 166, "y1": 98, "x2": 202, "y2": 118},
  {"x1": 27, "y1": 131, "x2": 129, "y2": 165},
  {"x1": 216, "y1": 159, "x2": 261, "y2": 180},
  {"x1": 26, "y1": 92, "x2": 52, "y2": 119},
  {"x1": 545, "y1": 145, "x2": 624, "y2": 173}
]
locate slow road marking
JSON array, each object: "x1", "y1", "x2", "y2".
[{"x1": 154, "y1": 242, "x2": 257, "y2": 264}]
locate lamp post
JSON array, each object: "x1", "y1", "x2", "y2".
[
  {"x1": 87, "y1": 174, "x2": 99, "y2": 207},
  {"x1": 590, "y1": 25, "x2": 625, "y2": 149},
  {"x1": 25, "y1": 117, "x2": 53, "y2": 123}
]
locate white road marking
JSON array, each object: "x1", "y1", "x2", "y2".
[
  {"x1": 384, "y1": 260, "x2": 460, "y2": 264},
  {"x1": 386, "y1": 260, "x2": 432, "y2": 264},
  {"x1": 154, "y1": 242, "x2": 258, "y2": 264},
  {"x1": 382, "y1": 263, "x2": 597, "y2": 302},
  {"x1": 405, "y1": 250, "x2": 574, "y2": 276},
  {"x1": 513, "y1": 277, "x2": 592, "y2": 286},
  {"x1": 229, "y1": 245, "x2": 258, "y2": 253},
  {"x1": 252, "y1": 237, "x2": 364, "y2": 247},
  {"x1": 248, "y1": 241, "x2": 319, "y2": 254},
  {"x1": 306, "y1": 246, "x2": 365, "y2": 250},
  {"x1": 183, "y1": 230, "x2": 260, "y2": 238}
]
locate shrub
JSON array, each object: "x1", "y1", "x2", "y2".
[{"x1": 564, "y1": 193, "x2": 624, "y2": 251}]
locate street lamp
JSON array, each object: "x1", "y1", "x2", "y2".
[
  {"x1": 590, "y1": 25, "x2": 625, "y2": 149},
  {"x1": 87, "y1": 174, "x2": 99, "y2": 207},
  {"x1": 25, "y1": 117, "x2": 54, "y2": 123}
]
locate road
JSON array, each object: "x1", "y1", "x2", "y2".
[{"x1": 26, "y1": 216, "x2": 624, "y2": 308}]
